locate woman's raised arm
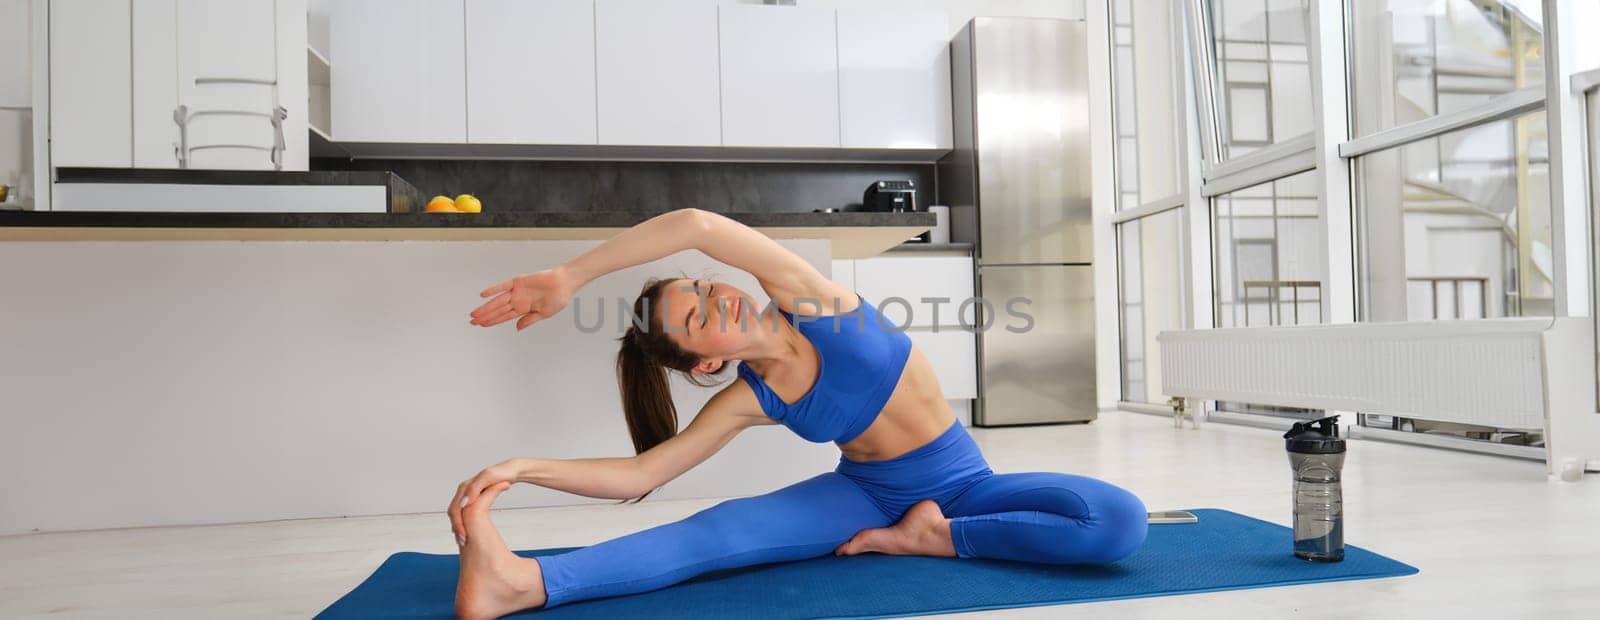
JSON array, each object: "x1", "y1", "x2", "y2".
[
  {"x1": 469, "y1": 208, "x2": 850, "y2": 330},
  {"x1": 564, "y1": 208, "x2": 840, "y2": 305}
]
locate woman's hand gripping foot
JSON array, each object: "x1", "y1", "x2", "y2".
[
  {"x1": 833, "y1": 499, "x2": 957, "y2": 558},
  {"x1": 455, "y1": 481, "x2": 548, "y2": 620}
]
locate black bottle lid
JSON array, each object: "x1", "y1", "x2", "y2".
[{"x1": 1284, "y1": 415, "x2": 1346, "y2": 454}]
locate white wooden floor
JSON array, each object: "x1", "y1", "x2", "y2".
[{"x1": 3, "y1": 411, "x2": 1598, "y2": 619}]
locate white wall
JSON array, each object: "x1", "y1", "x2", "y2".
[
  {"x1": 0, "y1": 240, "x2": 841, "y2": 535},
  {"x1": 1576, "y1": 2, "x2": 1600, "y2": 72}
]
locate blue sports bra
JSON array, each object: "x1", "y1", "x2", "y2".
[{"x1": 736, "y1": 294, "x2": 913, "y2": 444}]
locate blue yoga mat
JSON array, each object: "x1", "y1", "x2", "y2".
[{"x1": 317, "y1": 508, "x2": 1416, "y2": 619}]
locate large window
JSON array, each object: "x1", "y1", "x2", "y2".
[
  {"x1": 1187, "y1": 0, "x2": 1326, "y2": 422},
  {"x1": 1203, "y1": 0, "x2": 1315, "y2": 159},
  {"x1": 1113, "y1": 0, "x2": 1190, "y2": 406},
  {"x1": 1117, "y1": 0, "x2": 1595, "y2": 446},
  {"x1": 1342, "y1": 2, "x2": 1555, "y2": 446},
  {"x1": 1213, "y1": 170, "x2": 1323, "y2": 327},
  {"x1": 1350, "y1": 0, "x2": 1544, "y2": 138},
  {"x1": 1118, "y1": 210, "x2": 1184, "y2": 404},
  {"x1": 1113, "y1": 0, "x2": 1183, "y2": 209},
  {"x1": 1579, "y1": 68, "x2": 1600, "y2": 406},
  {"x1": 1357, "y1": 111, "x2": 1551, "y2": 321}
]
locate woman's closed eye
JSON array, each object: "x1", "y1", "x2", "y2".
[{"x1": 701, "y1": 284, "x2": 713, "y2": 327}]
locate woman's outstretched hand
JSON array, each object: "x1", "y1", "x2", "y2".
[
  {"x1": 449, "y1": 459, "x2": 525, "y2": 546},
  {"x1": 469, "y1": 267, "x2": 577, "y2": 331}
]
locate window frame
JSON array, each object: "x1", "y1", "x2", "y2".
[{"x1": 1108, "y1": 0, "x2": 1199, "y2": 407}]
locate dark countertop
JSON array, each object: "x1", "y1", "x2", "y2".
[
  {"x1": 0, "y1": 210, "x2": 935, "y2": 259},
  {"x1": 57, "y1": 167, "x2": 408, "y2": 186},
  {"x1": 55, "y1": 167, "x2": 426, "y2": 213},
  {"x1": 0, "y1": 210, "x2": 931, "y2": 229},
  {"x1": 887, "y1": 242, "x2": 974, "y2": 253}
]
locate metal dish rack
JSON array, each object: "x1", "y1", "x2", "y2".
[{"x1": 173, "y1": 77, "x2": 287, "y2": 170}]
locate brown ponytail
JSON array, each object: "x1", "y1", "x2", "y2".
[
  {"x1": 617, "y1": 329, "x2": 678, "y2": 456},
  {"x1": 615, "y1": 277, "x2": 728, "y2": 503}
]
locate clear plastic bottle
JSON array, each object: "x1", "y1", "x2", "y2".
[{"x1": 1284, "y1": 416, "x2": 1345, "y2": 562}]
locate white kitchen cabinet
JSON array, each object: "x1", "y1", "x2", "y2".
[
  {"x1": 174, "y1": 0, "x2": 283, "y2": 169},
  {"x1": 131, "y1": 0, "x2": 178, "y2": 167},
  {"x1": 331, "y1": 0, "x2": 465, "y2": 143},
  {"x1": 855, "y1": 255, "x2": 976, "y2": 328},
  {"x1": 717, "y1": 4, "x2": 838, "y2": 148},
  {"x1": 68, "y1": 0, "x2": 306, "y2": 171},
  {"x1": 595, "y1": 0, "x2": 719, "y2": 146},
  {"x1": 856, "y1": 253, "x2": 978, "y2": 401},
  {"x1": 0, "y1": 0, "x2": 29, "y2": 108},
  {"x1": 907, "y1": 329, "x2": 978, "y2": 400},
  {"x1": 49, "y1": 0, "x2": 132, "y2": 167},
  {"x1": 465, "y1": 0, "x2": 595, "y2": 145},
  {"x1": 0, "y1": 0, "x2": 32, "y2": 208},
  {"x1": 829, "y1": 259, "x2": 855, "y2": 291},
  {"x1": 837, "y1": 10, "x2": 952, "y2": 150},
  {"x1": 271, "y1": 0, "x2": 310, "y2": 170}
]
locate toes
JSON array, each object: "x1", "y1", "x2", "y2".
[
  {"x1": 464, "y1": 482, "x2": 512, "y2": 522},
  {"x1": 835, "y1": 532, "x2": 870, "y2": 556},
  {"x1": 834, "y1": 536, "x2": 857, "y2": 555}
]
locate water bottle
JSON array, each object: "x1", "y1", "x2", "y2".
[{"x1": 1284, "y1": 415, "x2": 1345, "y2": 562}]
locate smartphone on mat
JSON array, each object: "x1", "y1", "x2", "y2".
[{"x1": 1147, "y1": 510, "x2": 1198, "y2": 524}]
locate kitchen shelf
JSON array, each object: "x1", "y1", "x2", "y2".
[
  {"x1": 307, "y1": 46, "x2": 331, "y2": 86},
  {"x1": 308, "y1": 46, "x2": 333, "y2": 152}
]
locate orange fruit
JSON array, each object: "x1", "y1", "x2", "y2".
[
  {"x1": 425, "y1": 196, "x2": 458, "y2": 212},
  {"x1": 455, "y1": 194, "x2": 482, "y2": 213}
]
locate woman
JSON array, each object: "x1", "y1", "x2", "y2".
[{"x1": 449, "y1": 208, "x2": 1147, "y2": 619}]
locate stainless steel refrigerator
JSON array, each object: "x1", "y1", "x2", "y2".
[{"x1": 939, "y1": 18, "x2": 1096, "y2": 426}]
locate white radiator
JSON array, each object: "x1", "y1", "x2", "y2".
[{"x1": 1158, "y1": 318, "x2": 1600, "y2": 477}]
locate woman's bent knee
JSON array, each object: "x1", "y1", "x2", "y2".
[{"x1": 1083, "y1": 484, "x2": 1148, "y2": 564}]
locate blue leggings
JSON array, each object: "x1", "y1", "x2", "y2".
[{"x1": 535, "y1": 420, "x2": 1148, "y2": 608}]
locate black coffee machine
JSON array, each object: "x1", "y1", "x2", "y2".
[
  {"x1": 862, "y1": 180, "x2": 928, "y2": 243},
  {"x1": 863, "y1": 180, "x2": 918, "y2": 213}
]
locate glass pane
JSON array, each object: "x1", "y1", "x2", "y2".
[
  {"x1": 1118, "y1": 221, "x2": 1146, "y2": 401},
  {"x1": 1213, "y1": 169, "x2": 1324, "y2": 327},
  {"x1": 1357, "y1": 110, "x2": 1550, "y2": 321},
  {"x1": 1206, "y1": 0, "x2": 1315, "y2": 159},
  {"x1": 1350, "y1": 0, "x2": 1544, "y2": 138},
  {"x1": 1118, "y1": 210, "x2": 1185, "y2": 404},
  {"x1": 0, "y1": 0, "x2": 33, "y2": 210},
  {"x1": 1112, "y1": 0, "x2": 1183, "y2": 209}
]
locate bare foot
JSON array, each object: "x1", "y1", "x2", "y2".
[
  {"x1": 833, "y1": 499, "x2": 957, "y2": 558},
  {"x1": 455, "y1": 482, "x2": 548, "y2": 620}
]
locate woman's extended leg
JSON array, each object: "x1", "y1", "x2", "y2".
[
  {"x1": 940, "y1": 472, "x2": 1148, "y2": 565},
  {"x1": 529, "y1": 472, "x2": 893, "y2": 609}
]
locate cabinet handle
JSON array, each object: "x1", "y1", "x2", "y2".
[{"x1": 195, "y1": 77, "x2": 278, "y2": 87}]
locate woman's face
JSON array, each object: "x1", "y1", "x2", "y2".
[{"x1": 659, "y1": 279, "x2": 760, "y2": 367}]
